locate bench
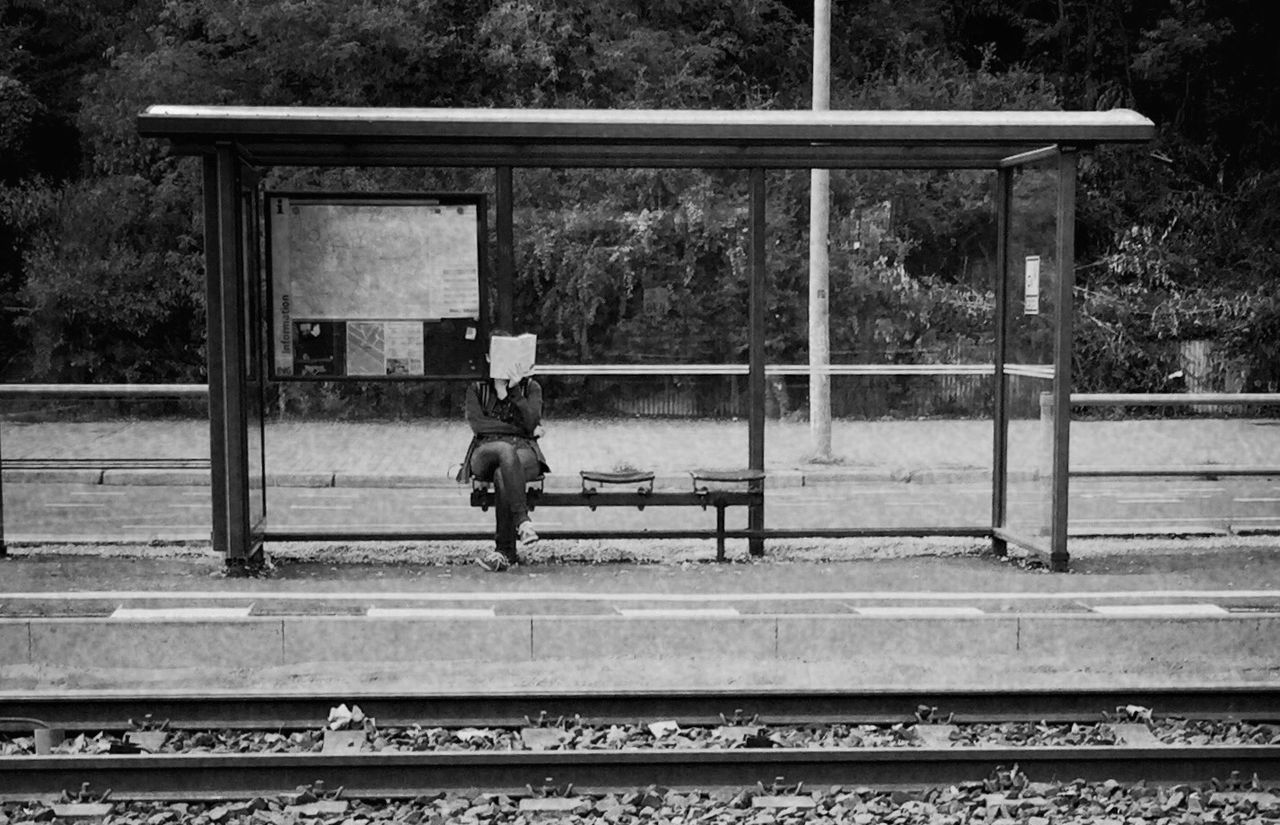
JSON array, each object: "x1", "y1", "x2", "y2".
[{"x1": 470, "y1": 468, "x2": 765, "y2": 561}]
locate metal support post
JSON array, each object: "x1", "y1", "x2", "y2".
[
  {"x1": 1050, "y1": 149, "x2": 1078, "y2": 572},
  {"x1": 990, "y1": 168, "x2": 1012, "y2": 556},
  {"x1": 202, "y1": 155, "x2": 228, "y2": 558},
  {"x1": 209, "y1": 144, "x2": 260, "y2": 572},
  {"x1": 748, "y1": 167, "x2": 767, "y2": 556},
  {"x1": 715, "y1": 504, "x2": 727, "y2": 562},
  {"x1": 496, "y1": 167, "x2": 515, "y2": 331}
]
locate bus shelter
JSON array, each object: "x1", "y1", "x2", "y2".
[{"x1": 137, "y1": 107, "x2": 1154, "y2": 572}]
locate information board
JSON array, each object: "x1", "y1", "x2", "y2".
[{"x1": 267, "y1": 192, "x2": 487, "y2": 380}]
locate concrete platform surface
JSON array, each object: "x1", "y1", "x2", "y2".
[{"x1": 1, "y1": 540, "x2": 1278, "y2": 693}]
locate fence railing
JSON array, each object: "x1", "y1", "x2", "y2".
[
  {"x1": 1071, "y1": 393, "x2": 1280, "y2": 407},
  {"x1": 0, "y1": 384, "x2": 208, "y2": 399},
  {"x1": 1066, "y1": 391, "x2": 1280, "y2": 478},
  {"x1": 0, "y1": 369, "x2": 1030, "y2": 420}
]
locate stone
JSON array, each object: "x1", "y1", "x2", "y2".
[
  {"x1": 713, "y1": 726, "x2": 762, "y2": 744},
  {"x1": 519, "y1": 728, "x2": 567, "y2": 751},
  {"x1": 752, "y1": 797, "x2": 816, "y2": 810},
  {"x1": 322, "y1": 729, "x2": 367, "y2": 753},
  {"x1": 517, "y1": 799, "x2": 581, "y2": 813},
  {"x1": 126, "y1": 731, "x2": 168, "y2": 752},
  {"x1": 286, "y1": 803, "x2": 349, "y2": 817},
  {"x1": 49, "y1": 804, "x2": 113, "y2": 821}
]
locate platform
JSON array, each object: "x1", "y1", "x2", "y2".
[{"x1": 1, "y1": 537, "x2": 1278, "y2": 694}]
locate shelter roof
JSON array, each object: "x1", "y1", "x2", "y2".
[{"x1": 137, "y1": 106, "x2": 1155, "y2": 169}]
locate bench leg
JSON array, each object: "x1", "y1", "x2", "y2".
[
  {"x1": 748, "y1": 497, "x2": 764, "y2": 557},
  {"x1": 715, "y1": 504, "x2": 726, "y2": 562}
]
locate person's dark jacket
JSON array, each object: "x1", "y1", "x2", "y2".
[{"x1": 456, "y1": 377, "x2": 550, "y2": 481}]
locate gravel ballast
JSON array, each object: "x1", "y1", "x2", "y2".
[
  {"x1": 3, "y1": 776, "x2": 1280, "y2": 825},
  {"x1": 3, "y1": 719, "x2": 1278, "y2": 756}
]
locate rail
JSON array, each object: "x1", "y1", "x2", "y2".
[
  {"x1": 7, "y1": 746, "x2": 1278, "y2": 798},
  {"x1": 2, "y1": 688, "x2": 1279, "y2": 798},
  {"x1": 4, "y1": 686, "x2": 1278, "y2": 729}
]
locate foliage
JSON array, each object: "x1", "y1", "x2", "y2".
[
  {"x1": 0, "y1": 0, "x2": 1277, "y2": 412},
  {"x1": 0, "y1": 172, "x2": 205, "y2": 381}
]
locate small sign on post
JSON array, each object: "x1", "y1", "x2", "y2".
[{"x1": 1024, "y1": 255, "x2": 1041, "y2": 315}]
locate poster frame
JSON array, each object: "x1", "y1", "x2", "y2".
[{"x1": 264, "y1": 189, "x2": 489, "y2": 382}]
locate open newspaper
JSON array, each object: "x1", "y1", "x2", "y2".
[{"x1": 489, "y1": 333, "x2": 537, "y2": 379}]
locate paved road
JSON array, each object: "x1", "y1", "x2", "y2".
[{"x1": 4, "y1": 476, "x2": 1279, "y2": 543}]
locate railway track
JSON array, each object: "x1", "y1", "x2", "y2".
[
  {"x1": 3, "y1": 688, "x2": 1279, "y2": 800},
  {"x1": 5, "y1": 686, "x2": 1279, "y2": 729}
]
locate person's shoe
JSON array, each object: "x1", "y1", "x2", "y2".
[
  {"x1": 517, "y1": 521, "x2": 539, "y2": 549},
  {"x1": 476, "y1": 549, "x2": 510, "y2": 572}
]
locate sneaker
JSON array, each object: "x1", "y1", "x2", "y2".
[
  {"x1": 517, "y1": 520, "x2": 539, "y2": 549},
  {"x1": 476, "y1": 549, "x2": 510, "y2": 572}
]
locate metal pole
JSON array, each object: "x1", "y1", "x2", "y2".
[
  {"x1": 1050, "y1": 149, "x2": 1078, "y2": 572},
  {"x1": 808, "y1": 0, "x2": 832, "y2": 460},
  {"x1": 749, "y1": 167, "x2": 767, "y2": 557},
  {"x1": 991, "y1": 168, "x2": 1012, "y2": 556},
  {"x1": 496, "y1": 167, "x2": 515, "y2": 331}
]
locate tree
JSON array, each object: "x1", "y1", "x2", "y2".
[{"x1": 0, "y1": 172, "x2": 205, "y2": 382}]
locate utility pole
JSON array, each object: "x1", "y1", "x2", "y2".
[{"x1": 809, "y1": 0, "x2": 832, "y2": 460}]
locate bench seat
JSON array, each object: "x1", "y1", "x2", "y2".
[{"x1": 468, "y1": 468, "x2": 765, "y2": 561}]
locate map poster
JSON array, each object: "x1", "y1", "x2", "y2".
[
  {"x1": 345, "y1": 321, "x2": 385, "y2": 376},
  {"x1": 268, "y1": 191, "x2": 487, "y2": 380},
  {"x1": 345, "y1": 321, "x2": 426, "y2": 376}
]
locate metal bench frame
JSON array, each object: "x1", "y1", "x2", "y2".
[{"x1": 470, "y1": 470, "x2": 765, "y2": 561}]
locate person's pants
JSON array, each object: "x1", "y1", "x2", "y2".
[{"x1": 469, "y1": 440, "x2": 540, "y2": 556}]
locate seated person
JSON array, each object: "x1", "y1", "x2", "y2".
[{"x1": 458, "y1": 332, "x2": 549, "y2": 571}]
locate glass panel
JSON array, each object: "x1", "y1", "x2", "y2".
[
  {"x1": 761, "y1": 375, "x2": 993, "y2": 531},
  {"x1": 1002, "y1": 158, "x2": 1060, "y2": 548},
  {"x1": 515, "y1": 165, "x2": 752, "y2": 536},
  {"x1": 761, "y1": 168, "x2": 998, "y2": 532},
  {"x1": 258, "y1": 168, "x2": 495, "y2": 540},
  {"x1": 257, "y1": 165, "x2": 754, "y2": 549},
  {"x1": 261, "y1": 379, "x2": 492, "y2": 536},
  {"x1": 242, "y1": 183, "x2": 266, "y2": 533}
]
